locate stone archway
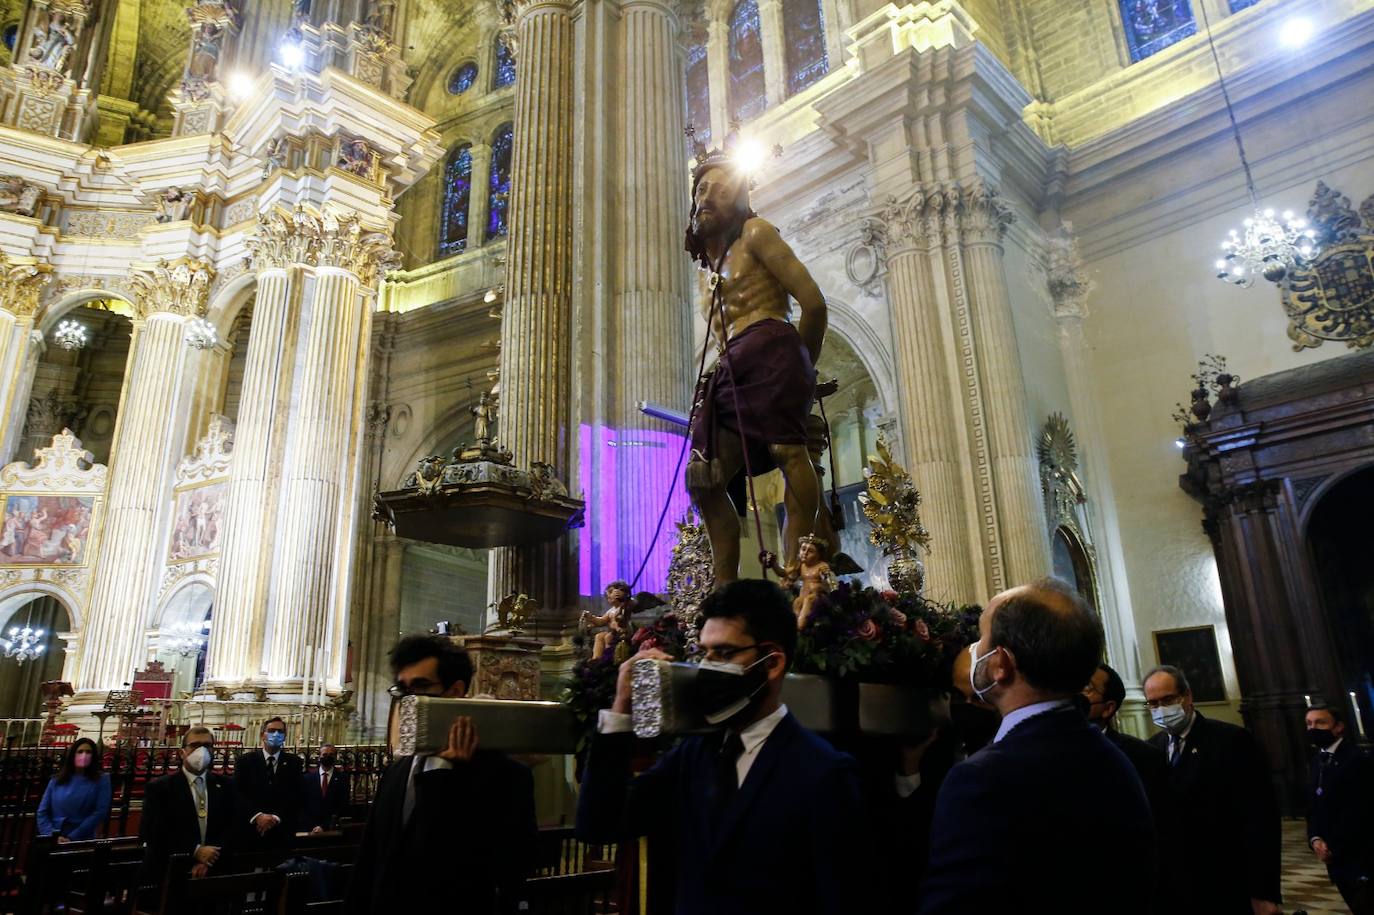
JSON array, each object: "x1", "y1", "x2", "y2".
[{"x1": 0, "y1": 590, "x2": 73, "y2": 717}]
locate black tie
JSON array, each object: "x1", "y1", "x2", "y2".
[
  {"x1": 715, "y1": 731, "x2": 745, "y2": 813},
  {"x1": 267, "y1": 756, "x2": 275, "y2": 782},
  {"x1": 1169, "y1": 739, "x2": 1182, "y2": 767}
]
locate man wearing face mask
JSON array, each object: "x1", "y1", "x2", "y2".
[
  {"x1": 299, "y1": 744, "x2": 349, "y2": 834},
  {"x1": 346, "y1": 634, "x2": 536, "y2": 915},
  {"x1": 139, "y1": 726, "x2": 235, "y2": 897},
  {"x1": 576, "y1": 579, "x2": 874, "y2": 915},
  {"x1": 1304, "y1": 704, "x2": 1374, "y2": 914},
  {"x1": 1143, "y1": 664, "x2": 1281, "y2": 915},
  {"x1": 1084, "y1": 664, "x2": 1173, "y2": 832},
  {"x1": 234, "y1": 716, "x2": 304, "y2": 850},
  {"x1": 918, "y1": 579, "x2": 1156, "y2": 914}
]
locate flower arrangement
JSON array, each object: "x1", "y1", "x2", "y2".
[{"x1": 793, "y1": 581, "x2": 980, "y2": 683}]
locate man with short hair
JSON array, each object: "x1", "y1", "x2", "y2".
[
  {"x1": 346, "y1": 635, "x2": 537, "y2": 914},
  {"x1": 139, "y1": 726, "x2": 235, "y2": 897},
  {"x1": 1084, "y1": 663, "x2": 1173, "y2": 819},
  {"x1": 577, "y1": 578, "x2": 873, "y2": 915},
  {"x1": 1305, "y1": 704, "x2": 1374, "y2": 914},
  {"x1": 234, "y1": 715, "x2": 303, "y2": 850},
  {"x1": 1143, "y1": 664, "x2": 1281, "y2": 914},
  {"x1": 918, "y1": 579, "x2": 1155, "y2": 914},
  {"x1": 299, "y1": 743, "x2": 349, "y2": 834}
]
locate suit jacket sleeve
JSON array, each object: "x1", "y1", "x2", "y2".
[
  {"x1": 808, "y1": 758, "x2": 875, "y2": 915},
  {"x1": 1306, "y1": 755, "x2": 1322, "y2": 843},
  {"x1": 917, "y1": 761, "x2": 1002, "y2": 914},
  {"x1": 345, "y1": 759, "x2": 403, "y2": 915},
  {"x1": 234, "y1": 753, "x2": 265, "y2": 821},
  {"x1": 1231, "y1": 727, "x2": 1282, "y2": 902},
  {"x1": 495, "y1": 761, "x2": 538, "y2": 915},
  {"x1": 139, "y1": 778, "x2": 169, "y2": 878},
  {"x1": 575, "y1": 731, "x2": 684, "y2": 844}
]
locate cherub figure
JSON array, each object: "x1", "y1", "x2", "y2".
[
  {"x1": 766, "y1": 533, "x2": 836, "y2": 629},
  {"x1": 581, "y1": 579, "x2": 633, "y2": 659}
]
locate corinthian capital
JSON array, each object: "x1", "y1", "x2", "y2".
[
  {"x1": 955, "y1": 182, "x2": 1013, "y2": 245},
  {"x1": 247, "y1": 205, "x2": 398, "y2": 287},
  {"x1": 0, "y1": 251, "x2": 52, "y2": 318},
  {"x1": 127, "y1": 257, "x2": 215, "y2": 318}
]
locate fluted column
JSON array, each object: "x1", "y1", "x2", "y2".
[
  {"x1": 757, "y1": 0, "x2": 788, "y2": 107},
  {"x1": 75, "y1": 258, "x2": 212, "y2": 693},
  {"x1": 705, "y1": 19, "x2": 729, "y2": 141},
  {"x1": 958, "y1": 189, "x2": 1050, "y2": 588},
  {"x1": 606, "y1": 0, "x2": 691, "y2": 591},
  {"x1": 488, "y1": 0, "x2": 578, "y2": 611},
  {"x1": 205, "y1": 213, "x2": 306, "y2": 685},
  {"x1": 880, "y1": 198, "x2": 980, "y2": 602},
  {"x1": 0, "y1": 255, "x2": 51, "y2": 465}
]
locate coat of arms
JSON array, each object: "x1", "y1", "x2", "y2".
[{"x1": 1281, "y1": 181, "x2": 1374, "y2": 350}]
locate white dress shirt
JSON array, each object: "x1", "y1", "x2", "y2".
[
  {"x1": 993, "y1": 699, "x2": 1070, "y2": 744},
  {"x1": 599, "y1": 703, "x2": 790, "y2": 787}
]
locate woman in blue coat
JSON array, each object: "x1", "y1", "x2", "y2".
[{"x1": 37, "y1": 738, "x2": 112, "y2": 841}]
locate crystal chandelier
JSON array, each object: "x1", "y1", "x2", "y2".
[
  {"x1": 184, "y1": 317, "x2": 219, "y2": 350},
  {"x1": 53, "y1": 319, "x2": 87, "y2": 351},
  {"x1": 1215, "y1": 209, "x2": 1318, "y2": 287},
  {"x1": 165, "y1": 621, "x2": 208, "y2": 657},
  {"x1": 1200, "y1": 4, "x2": 1318, "y2": 287},
  {"x1": 1, "y1": 625, "x2": 46, "y2": 664}
]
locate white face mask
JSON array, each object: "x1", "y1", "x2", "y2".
[
  {"x1": 967, "y1": 642, "x2": 1000, "y2": 701},
  {"x1": 1150, "y1": 703, "x2": 1190, "y2": 734},
  {"x1": 183, "y1": 746, "x2": 212, "y2": 774}
]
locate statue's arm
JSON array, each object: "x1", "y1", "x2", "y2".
[{"x1": 746, "y1": 218, "x2": 827, "y2": 364}]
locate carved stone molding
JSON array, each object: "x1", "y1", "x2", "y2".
[
  {"x1": 175, "y1": 414, "x2": 234, "y2": 484},
  {"x1": 246, "y1": 205, "x2": 399, "y2": 288},
  {"x1": 1044, "y1": 223, "x2": 1092, "y2": 319},
  {"x1": 844, "y1": 217, "x2": 887, "y2": 297},
  {"x1": 126, "y1": 257, "x2": 215, "y2": 319},
  {"x1": 0, "y1": 427, "x2": 107, "y2": 491},
  {"x1": 0, "y1": 251, "x2": 52, "y2": 317},
  {"x1": 880, "y1": 181, "x2": 1014, "y2": 251}
]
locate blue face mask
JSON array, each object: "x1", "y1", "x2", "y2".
[{"x1": 265, "y1": 730, "x2": 286, "y2": 750}]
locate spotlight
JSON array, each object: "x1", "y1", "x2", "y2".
[
  {"x1": 1174, "y1": 438, "x2": 1186, "y2": 449},
  {"x1": 1278, "y1": 16, "x2": 1315, "y2": 48},
  {"x1": 483, "y1": 288, "x2": 498, "y2": 304},
  {"x1": 278, "y1": 40, "x2": 304, "y2": 69},
  {"x1": 733, "y1": 138, "x2": 768, "y2": 175},
  {"x1": 227, "y1": 70, "x2": 254, "y2": 101}
]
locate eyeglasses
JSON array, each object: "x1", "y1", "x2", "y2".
[
  {"x1": 701, "y1": 643, "x2": 761, "y2": 663},
  {"x1": 388, "y1": 679, "x2": 444, "y2": 698},
  {"x1": 1144, "y1": 693, "x2": 1184, "y2": 709}
]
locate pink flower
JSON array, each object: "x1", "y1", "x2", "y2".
[
  {"x1": 857, "y1": 618, "x2": 881, "y2": 641},
  {"x1": 889, "y1": 609, "x2": 908, "y2": 627},
  {"x1": 880, "y1": 590, "x2": 899, "y2": 603},
  {"x1": 914, "y1": 619, "x2": 931, "y2": 642}
]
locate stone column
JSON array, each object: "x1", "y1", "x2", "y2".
[
  {"x1": 488, "y1": 0, "x2": 578, "y2": 612},
  {"x1": 606, "y1": 0, "x2": 691, "y2": 591},
  {"x1": 0, "y1": 255, "x2": 51, "y2": 465},
  {"x1": 75, "y1": 258, "x2": 212, "y2": 694},
  {"x1": 205, "y1": 213, "x2": 306, "y2": 686},
  {"x1": 265, "y1": 219, "x2": 392, "y2": 685},
  {"x1": 757, "y1": 0, "x2": 787, "y2": 107},
  {"x1": 957, "y1": 188, "x2": 1050, "y2": 589},
  {"x1": 880, "y1": 197, "x2": 980, "y2": 601},
  {"x1": 467, "y1": 141, "x2": 493, "y2": 252},
  {"x1": 705, "y1": 18, "x2": 729, "y2": 141}
]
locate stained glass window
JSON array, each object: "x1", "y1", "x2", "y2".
[
  {"x1": 487, "y1": 123, "x2": 513, "y2": 241},
  {"x1": 448, "y1": 61, "x2": 478, "y2": 95},
  {"x1": 685, "y1": 43, "x2": 712, "y2": 152},
  {"x1": 2, "y1": 25, "x2": 16, "y2": 51},
  {"x1": 1119, "y1": 0, "x2": 1197, "y2": 62},
  {"x1": 783, "y1": 0, "x2": 828, "y2": 97},
  {"x1": 1228, "y1": 0, "x2": 1259, "y2": 10},
  {"x1": 728, "y1": 0, "x2": 766, "y2": 121},
  {"x1": 439, "y1": 145, "x2": 473, "y2": 257},
  {"x1": 493, "y1": 36, "x2": 517, "y2": 89}
]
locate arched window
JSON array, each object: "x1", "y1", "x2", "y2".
[
  {"x1": 493, "y1": 35, "x2": 517, "y2": 89},
  {"x1": 727, "y1": 0, "x2": 766, "y2": 121},
  {"x1": 685, "y1": 42, "x2": 711, "y2": 150},
  {"x1": 486, "y1": 123, "x2": 514, "y2": 241},
  {"x1": 1119, "y1": 0, "x2": 1196, "y2": 62},
  {"x1": 439, "y1": 144, "x2": 473, "y2": 257},
  {"x1": 783, "y1": 0, "x2": 828, "y2": 97},
  {"x1": 448, "y1": 61, "x2": 479, "y2": 95}
]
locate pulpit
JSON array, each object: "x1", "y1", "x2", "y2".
[{"x1": 455, "y1": 633, "x2": 545, "y2": 701}]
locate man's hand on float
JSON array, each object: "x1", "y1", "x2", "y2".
[
  {"x1": 437, "y1": 716, "x2": 478, "y2": 764},
  {"x1": 612, "y1": 646, "x2": 672, "y2": 716}
]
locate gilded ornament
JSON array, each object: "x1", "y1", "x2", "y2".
[
  {"x1": 127, "y1": 257, "x2": 214, "y2": 319},
  {"x1": 858, "y1": 438, "x2": 930, "y2": 595},
  {"x1": 0, "y1": 251, "x2": 52, "y2": 317}
]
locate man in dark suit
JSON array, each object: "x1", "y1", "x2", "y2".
[
  {"x1": 1305, "y1": 704, "x2": 1374, "y2": 914},
  {"x1": 1144, "y1": 664, "x2": 1281, "y2": 915},
  {"x1": 233, "y1": 716, "x2": 304, "y2": 850},
  {"x1": 918, "y1": 579, "x2": 1156, "y2": 914},
  {"x1": 299, "y1": 743, "x2": 350, "y2": 834},
  {"x1": 1085, "y1": 664, "x2": 1174, "y2": 829},
  {"x1": 346, "y1": 635, "x2": 537, "y2": 915},
  {"x1": 577, "y1": 579, "x2": 875, "y2": 915},
  {"x1": 139, "y1": 726, "x2": 235, "y2": 898}
]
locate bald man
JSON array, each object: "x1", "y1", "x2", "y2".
[{"x1": 918, "y1": 579, "x2": 1156, "y2": 914}]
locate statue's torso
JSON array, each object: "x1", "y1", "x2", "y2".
[{"x1": 715, "y1": 228, "x2": 790, "y2": 341}]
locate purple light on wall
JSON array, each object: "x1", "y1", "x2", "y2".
[{"x1": 578, "y1": 423, "x2": 692, "y2": 598}]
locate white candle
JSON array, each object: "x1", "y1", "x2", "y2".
[{"x1": 1350, "y1": 691, "x2": 1367, "y2": 739}]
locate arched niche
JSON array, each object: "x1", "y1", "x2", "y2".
[
  {"x1": 1051, "y1": 524, "x2": 1098, "y2": 615},
  {"x1": 153, "y1": 578, "x2": 214, "y2": 698},
  {"x1": 0, "y1": 589, "x2": 74, "y2": 718}
]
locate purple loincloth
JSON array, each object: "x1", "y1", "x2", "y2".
[{"x1": 690, "y1": 318, "x2": 816, "y2": 478}]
